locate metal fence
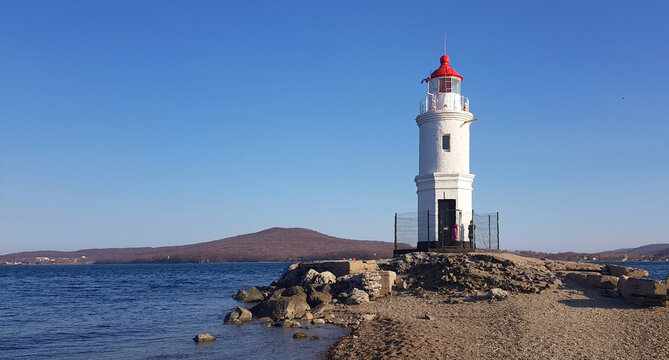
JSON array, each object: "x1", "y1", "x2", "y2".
[
  {"x1": 394, "y1": 210, "x2": 500, "y2": 251},
  {"x1": 394, "y1": 212, "x2": 418, "y2": 249},
  {"x1": 473, "y1": 212, "x2": 500, "y2": 250}
]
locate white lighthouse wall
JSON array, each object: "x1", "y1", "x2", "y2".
[
  {"x1": 416, "y1": 173, "x2": 474, "y2": 243},
  {"x1": 418, "y1": 111, "x2": 473, "y2": 176}
]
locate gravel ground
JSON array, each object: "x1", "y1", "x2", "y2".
[{"x1": 325, "y1": 283, "x2": 669, "y2": 359}]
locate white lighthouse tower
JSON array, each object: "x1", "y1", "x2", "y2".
[{"x1": 415, "y1": 53, "x2": 475, "y2": 250}]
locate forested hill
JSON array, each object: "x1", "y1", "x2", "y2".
[
  {"x1": 0, "y1": 227, "x2": 400, "y2": 264},
  {"x1": 514, "y1": 243, "x2": 669, "y2": 262}
]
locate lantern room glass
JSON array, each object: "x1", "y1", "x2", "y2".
[{"x1": 438, "y1": 77, "x2": 461, "y2": 94}]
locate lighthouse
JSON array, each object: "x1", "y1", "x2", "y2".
[{"x1": 415, "y1": 53, "x2": 475, "y2": 250}]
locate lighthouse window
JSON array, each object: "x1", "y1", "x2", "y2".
[
  {"x1": 438, "y1": 78, "x2": 452, "y2": 93},
  {"x1": 442, "y1": 135, "x2": 451, "y2": 151}
]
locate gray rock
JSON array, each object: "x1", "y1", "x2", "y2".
[
  {"x1": 257, "y1": 287, "x2": 310, "y2": 320},
  {"x1": 276, "y1": 264, "x2": 302, "y2": 288},
  {"x1": 360, "y1": 314, "x2": 376, "y2": 321},
  {"x1": 232, "y1": 289, "x2": 247, "y2": 301},
  {"x1": 301, "y1": 269, "x2": 320, "y2": 286},
  {"x1": 314, "y1": 271, "x2": 337, "y2": 285},
  {"x1": 346, "y1": 288, "x2": 370, "y2": 305},
  {"x1": 282, "y1": 286, "x2": 306, "y2": 297},
  {"x1": 397, "y1": 280, "x2": 408, "y2": 291},
  {"x1": 489, "y1": 288, "x2": 508, "y2": 300},
  {"x1": 193, "y1": 333, "x2": 216, "y2": 343},
  {"x1": 283, "y1": 319, "x2": 301, "y2": 328},
  {"x1": 224, "y1": 306, "x2": 252, "y2": 324},
  {"x1": 293, "y1": 332, "x2": 308, "y2": 339},
  {"x1": 308, "y1": 291, "x2": 332, "y2": 307},
  {"x1": 244, "y1": 286, "x2": 265, "y2": 303}
]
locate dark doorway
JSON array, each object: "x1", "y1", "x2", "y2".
[{"x1": 438, "y1": 199, "x2": 456, "y2": 246}]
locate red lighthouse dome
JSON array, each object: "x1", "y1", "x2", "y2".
[{"x1": 430, "y1": 55, "x2": 463, "y2": 81}]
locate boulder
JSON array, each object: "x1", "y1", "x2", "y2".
[
  {"x1": 283, "y1": 319, "x2": 301, "y2": 328},
  {"x1": 232, "y1": 289, "x2": 247, "y2": 301},
  {"x1": 307, "y1": 291, "x2": 333, "y2": 308},
  {"x1": 489, "y1": 288, "x2": 508, "y2": 300},
  {"x1": 335, "y1": 271, "x2": 388, "y2": 298},
  {"x1": 311, "y1": 303, "x2": 335, "y2": 316},
  {"x1": 301, "y1": 269, "x2": 320, "y2": 285},
  {"x1": 314, "y1": 271, "x2": 337, "y2": 285},
  {"x1": 293, "y1": 332, "x2": 309, "y2": 339},
  {"x1": 302, "y1": 312, "x2": 313, "y2": 321},
  {"x1": 276, "y1": 264, "x2": 303, "y2": 288},
  {"x1": 257, "y1": 287, "x2": 310, "y2": 320},
  {"x1": 281, "y1": 286, "x2": 306, "y2": 297},
  {"x1": 605, "y1": 264, "x2": 649, "y2": 279},
  {"x1": 193, "y1": 333, "x2": 216, "y2": 343},
  {"x1": 346, "y1": 288, "x2": 370, "y2": 305},
  {"x1": 244, "y1": 286, "x2": 265, "y2": 303},
  {"x1": 258, "y1": 317, "x2": 273, "y2": 324},
  {"x1": 360, "y1": 314, "x2": 376, "y2": 321},
  {"x1": 312, "y1": 318, "x2": 326, "y2": 325},
  {"x1": 224, "y1": 306, "x2": 253, "y2": 324}
]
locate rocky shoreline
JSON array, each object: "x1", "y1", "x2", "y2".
[{"x1": 214, "y1": 252, "x2": 669, "y2": 359}]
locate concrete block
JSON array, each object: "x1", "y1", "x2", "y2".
[
  {"x1": 299, "y1": 260, "x2": 379, "y2": 277},
  {"x1": 377, "y1": 270, "x2": 397, "y2": 296},
  {"x1": 605, "y1": 264, "x2": 649, "y2": 278},
  {"x1": 618, "y1": 276, "x2": 667, "y2": 307}
]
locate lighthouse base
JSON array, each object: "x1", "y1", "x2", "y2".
[{"x1": 415, "y1": 173, "x2": 475, "y2": 246}]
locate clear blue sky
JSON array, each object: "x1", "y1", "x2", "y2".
[{"x1": 1, "y1": 0, "x2": 668, "y2": 254}]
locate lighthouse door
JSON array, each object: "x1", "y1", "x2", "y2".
[{"x1": 438, "y1": 199, "x2": 456, "y2": 246}]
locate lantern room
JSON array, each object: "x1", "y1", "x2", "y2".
[{"x1": 422, "y1": 55, "x2": 469, "y2": 113}]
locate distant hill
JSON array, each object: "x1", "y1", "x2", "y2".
[
  {"x1": 0, "y1": 227, "x2": 407, "y2": 264},
  {"x1": 514, "y1": 243, "x2": 669, "y2": 262}
]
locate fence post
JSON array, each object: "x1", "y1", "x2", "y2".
[
  {"x1": 488, "y1": 214, "x2": 492, "y2": 250},
  {"x1": 394, "y1": 213, "x2": 398, "y2": 251},
  {"x1": 472, "y1": 209, "x2": 476, "y2": 249},
  {"x1": 426, "y1": 210, "x2": 430, "y2": 250},
  {"x1": 496, "y1": 212, "x2": 500, "y2": 250}
]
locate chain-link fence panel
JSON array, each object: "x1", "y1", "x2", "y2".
[{"x1": 473, "y1": 212, "x2": 499, "y2": 250}]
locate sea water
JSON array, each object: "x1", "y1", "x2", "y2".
[
  {"x1": 595, "y1": 261, "x2": 669, "y2": 280},
  {"x1": 0, "y1": 263, "x2": 346, "y2": 360}
]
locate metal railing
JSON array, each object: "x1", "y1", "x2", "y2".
[{"x1": 419, "y1": 94, "x2": 470, "y2": 114}]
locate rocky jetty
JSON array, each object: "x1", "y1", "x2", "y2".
[
  {"x1": 224, "y1": 253, "x2": 668, "y2": 330},
  {"x1": 224, "y1": 259, "x2": 396, "y2": 326}
]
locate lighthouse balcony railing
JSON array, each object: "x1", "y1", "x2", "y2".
[{"x1": 420, "y1": 94, "x2": 470, "y2": 114}]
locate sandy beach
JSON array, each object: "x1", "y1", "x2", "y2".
[{"x1": 325, "y1": 280, "x2": 669, "y2": 359}]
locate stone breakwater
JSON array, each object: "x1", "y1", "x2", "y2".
[
  {"x1": 226, "y1": 259, "x2": 397, "y2": 327},
  {"x1": 219, "y1": 252, "x2": 669, "y2": 351}
]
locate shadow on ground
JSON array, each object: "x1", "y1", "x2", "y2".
[{"x1": 558, "y1": 281, "x2": 638, "y2": 310}]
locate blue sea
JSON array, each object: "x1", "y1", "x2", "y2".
[
  {"x1": 595, "y1": 261, "x2": 669, "y2": 280},
  {"x1": 0, "y1": 263, "x2": 346, "y2": 360}
]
